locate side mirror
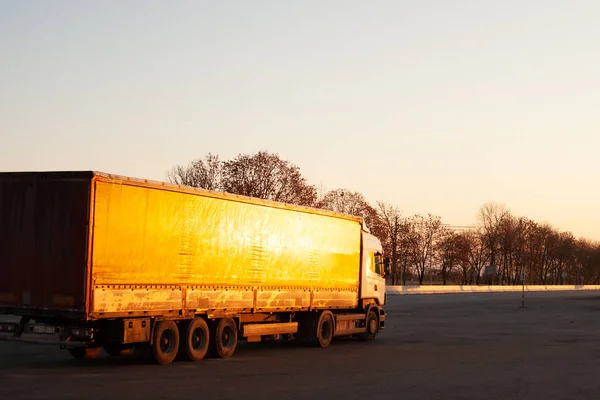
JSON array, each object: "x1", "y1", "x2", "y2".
[{"x1": 384, "y1": 257, "x2": 391, "y2": 276}]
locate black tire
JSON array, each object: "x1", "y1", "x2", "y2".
[
  {"x1": 208, "y1": 318, "x2": 238, "y2": 359},
  {"x1": 151, "y1": 320, "x2": 180, "y2": 365},
  {"x1": 182, "y1": 317, "x2": 210, "y2": 361},
  {"x1": 315, "y1": 311, "x2": 334, "y2": 348},
  {"x1": 68, "y1": 346, "x2": 101, "y2": 359},
  {"x1": 360, "y1": 310, "x2": 379, "y2": 341}
]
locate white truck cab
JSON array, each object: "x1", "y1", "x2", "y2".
[{"x1": 360, "y1": 231, "x2": 388, "y2": 306}]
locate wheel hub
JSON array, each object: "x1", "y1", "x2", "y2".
[{"x1": 192, "y1": 329, "x2": 205, "y2": 349}]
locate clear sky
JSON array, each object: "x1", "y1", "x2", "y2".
[{"x1": 1, "y1": 0, "x2": 599, "y2": 240}]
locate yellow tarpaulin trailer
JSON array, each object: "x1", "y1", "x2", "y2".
[{"x1": 91, "y1": 175, "x2": 362, "y2": 315}]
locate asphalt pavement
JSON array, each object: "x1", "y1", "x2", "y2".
[{"x1": 1, "y1": 291, "x2": 600, "y2": 400}]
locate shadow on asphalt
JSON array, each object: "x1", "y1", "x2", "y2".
[{"x1": 0, "y1": 335, "x2": 388, "y2": 371}]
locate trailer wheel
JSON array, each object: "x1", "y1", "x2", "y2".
[
  {"x1": 315, "y1": 311, "x2": 334, "y2": 348},
  {"x1": 208, "y1": 318, "x2": 237, "y2": 359},
  {"x1": 360, "y1": 310, "x2": 379, "y2": 341},
  {"x1": 182, "y1": 317, "x2": 210, "y2": 361},
  {"x1": 151, "y1": 320, "x2": 180, "y2": 365}
]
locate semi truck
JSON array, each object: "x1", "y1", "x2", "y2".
[{"x1": 0, "y1": 171, "x2": 389, "y2": 365}]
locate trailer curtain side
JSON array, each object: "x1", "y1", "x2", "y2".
[{"x1": 90, "y1": 176, "x2": 363, "y2": 316}]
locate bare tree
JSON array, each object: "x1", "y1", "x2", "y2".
[
  {"x1": 221, "y1": 151, "x2": 317, "y2": 206},
  {"x1": 437, "y1": 229, "x2": 470, "y2": 285},
  {"x1": 508, "y1": 217, "x2": 534, "y2": 285},
  {"x1": 316, "y1": 189, "x2": 386, "y2": 247},
  {"x1": 477, "y1": 202, "x2": 511, "y2": 278},
  {"x1": 407, "y1": 214, "x2": 443, "y2": 285},
  {"x1": 456, "y1": 233, "x2": 472, "y2": 285},
  {"x1": 462, "y1": 228, "x2": 490, "y2": 284},
  {"x1": 523, "y1": 222, "x2": 555, "y2": 284},
  {"x1": 167, "y1": 151, "x2": 317, "y2": 206},
  {"x1": 575, "y1": 239, "x2": 600, "y2": 284},
  {"x1": 544, "y1": 231, "x2": 576, "y2": 284},
  {"x1": 317, "y1": 189, "x2": 364, "y2": 215},
  {"x1": 376, "y1": 201, "x2": 402, "y2": 285},
  {"x1": 317, "y1": 189, "x2": 376, "y2": 227},
  {"x1": 167, "y1": 153, "x2": 222, "y2": 190},
  {"x1": 397, "y1": 218, "x2": 415, "y2": 285}
]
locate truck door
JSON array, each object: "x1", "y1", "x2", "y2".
[{"x1": 360, "y1": 232, "x2": 386, "y2": 305}]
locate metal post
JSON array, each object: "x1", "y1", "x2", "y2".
[{"x1": 520, "y1": 264, "x2": 526, "y2": 308}]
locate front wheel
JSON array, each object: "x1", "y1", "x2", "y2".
[
  {"x1": 360, "y1": 310, "x2": 379, "y2": 341},
  {"x1": 151, "y1": 320, "x2": 180, "y2": 365}
]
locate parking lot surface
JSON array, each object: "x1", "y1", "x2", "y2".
[{"x1": 1, "y1": 291, "x2": 599, "y2": 399}]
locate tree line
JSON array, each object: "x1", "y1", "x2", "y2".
[{"x1": 168, "y1": 151, "x2": 600, "y2": 286}]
